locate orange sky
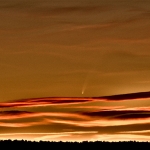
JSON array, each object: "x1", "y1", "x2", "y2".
[
  {"x1": 1, "y1": 93, "x2": 150, "y2": 141},
  {"x1": 0, "y1": 0, "x2": 150, "y2": 141}
]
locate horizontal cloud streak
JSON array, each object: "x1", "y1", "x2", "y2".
[
  {"x1": 0, "y1": 120, "x2": 48, "y2": 127},
  {"x1": 0, "y1": 110, "x2": 89, "y2": 121},
  {"x1": 1, "y1": 108, "x2": 150, "y2": 129},
  {"x1": 0, "y1": 91, "x2": 150, "y2": 109},
  {"x1": 0, "y1": 97, "x2": 93, "y2": 108},
  {"x1": 82, "y1": 110, "x2": 150, "y2": 120},
  {"x1": 0, "y1": 92, "x2": 149, "y2": 141},
  {"x1": 99, "y1": 91, "x2": 150, "y2": 101}
]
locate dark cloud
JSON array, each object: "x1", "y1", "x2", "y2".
[
  {"x1": 82, "y1": 110, "x2": 150, "y2": 120},
  {"x1": 0, "y1": 110, "x2": 32, "y2": 115},
  {"x1": 99, "y1": 91, "x2": 150, "y2": 101},
  {"x1": 0, "y1": 91, "x2": 150, "y2": 109},
  {"x1": 0, "y1": 97, "x2": 92, "y2": 108}
]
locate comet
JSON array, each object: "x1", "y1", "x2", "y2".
[{"x1": 81, "y1": 70, "x2": 92, "y2": 95}]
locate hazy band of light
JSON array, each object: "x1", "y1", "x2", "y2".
[{"x1": 0, "y1": 131, "x2": 98, "y2": 136}]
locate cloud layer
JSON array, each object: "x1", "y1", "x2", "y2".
[
  {"x1": 0, "y1": 92, "x2": 150, "y2": 141},
  {"x1": 1, "y1": 91, "x2": 150, "y2": 109}
]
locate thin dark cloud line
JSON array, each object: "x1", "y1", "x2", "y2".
[
  {"x1": 81, "y1": 109, "x2": 150, "y2": 121},
  {"x1": 98, "y1": 91, "x2": 150, "y2": 101},
  {"x1": 2, "y1": 108, "x2": 150, "y2": 121},
  {"x1": 0, "y1": 91, "x2": 150, "y2": 109}
]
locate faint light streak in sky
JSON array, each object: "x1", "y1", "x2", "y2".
[{"x1": 82, "y1": 70, "x2": 94, "y2": 95}]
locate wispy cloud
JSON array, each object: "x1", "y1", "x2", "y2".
[
  {"x1": 0, "y1": 120, "x2": 48, "y2": 127},
  {"x1": 1, "y1": 104, "x2": 150, "y2": 129},
  {"x1": 0, "y1": 110, "x2": 89, "y2": 121},
  {"x1": 0, "y1": 92, "x2": 150, "y2": 109},
  {"x1": 0, "y1": 97, "x2": 93, "y2": 108}
]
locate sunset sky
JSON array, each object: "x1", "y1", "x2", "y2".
[{"x1": 0, "y1": 0, "x2": 150, "y2": 142}]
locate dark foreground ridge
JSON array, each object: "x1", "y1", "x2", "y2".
[{"x1": 0, "y1": 140, "x2": 150, "y2": 149}]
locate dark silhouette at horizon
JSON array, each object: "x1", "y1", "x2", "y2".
[{"x1": 0, "y1": 140, "x2": 150, "y2": 149}]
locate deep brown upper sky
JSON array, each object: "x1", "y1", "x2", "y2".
[{"x1": 0, "y1": 0, "x2": 150, "y2": 100}]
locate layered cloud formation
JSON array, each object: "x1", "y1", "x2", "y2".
[{"x1": 0, "y1": 92, "x2": 150, "y2": 141}]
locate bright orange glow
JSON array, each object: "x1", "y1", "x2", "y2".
[{"x1": 0, "y1": 0, "x2": 150, "y2": 142}]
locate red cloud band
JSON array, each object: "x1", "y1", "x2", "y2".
[{"x1": 1, "y1": 91, "x2": 150, "y2": 108}]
